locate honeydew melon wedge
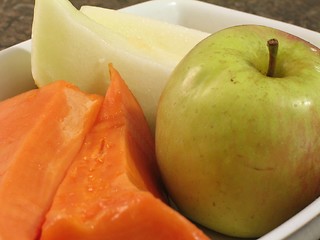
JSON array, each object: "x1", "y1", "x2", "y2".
[
  {"x1": 80, "y1": 5, "x2": 205, "y2": 67},
  {"x1": 31, "y1": 0, "x2": 209, "y2": 130}
]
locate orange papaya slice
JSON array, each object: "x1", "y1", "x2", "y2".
[
  {"x1": 0, "y1": 81, "x2": 103, "y2": 240},
  {"x1": 40, "y1": 65, "x2": 210, "y2": 240}
]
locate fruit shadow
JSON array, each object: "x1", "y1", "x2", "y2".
[
  {"x1": 0, "y1": 47, "x2": 37, "y2": 101},
  {"x1": 168, "y1": 198, "x2": 256, "y2": 240}
]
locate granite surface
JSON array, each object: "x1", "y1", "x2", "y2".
[{"x1": 0, "y1": 0, "x2": 319, "y2": 50}]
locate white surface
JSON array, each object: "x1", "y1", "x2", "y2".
[{"x1": 0, "y1": 0, "x2": 319, "y2": 239}]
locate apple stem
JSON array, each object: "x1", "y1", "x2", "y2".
[{"x1": 266, "y1": 38, "x2": 279, "y2": 77}]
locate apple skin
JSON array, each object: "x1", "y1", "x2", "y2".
[{"x1": 155, "y1": 25, "x2": 320, "y2": 238}]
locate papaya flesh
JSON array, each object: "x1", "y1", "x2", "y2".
[
  {"x1": 40, "y1": 64, "x2": 210, "y2": 240},
  {"x1": 0, "y1": 81, "x2": 103, "y2": 240}
]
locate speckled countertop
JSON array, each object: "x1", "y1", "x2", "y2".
[{"x1": 0, "y1": 0, "x2": 319, "y2": 50}]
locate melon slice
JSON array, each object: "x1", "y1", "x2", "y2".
[
  {"x1": 0, "y1": 81, "x2": 103, "y2": 240},
  {"x1": 79, "y1": 5, "x2": 205, "y2": 66},
  {"x1": 31, "y1": 0, "x2": 209, "y2": 130},
  {"x1": 40, "y1": 65, "x2": 210, "y2": 240}
]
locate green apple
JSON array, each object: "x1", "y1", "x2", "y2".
[{"x1": 155, "y1": 25, "x2": 320, "y2": 238}]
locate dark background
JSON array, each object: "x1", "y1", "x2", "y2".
[{"x1": 0, "y1": 0, "x2": 319, "y2": 50}]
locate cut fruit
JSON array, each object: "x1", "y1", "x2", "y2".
[
  {"x1": 0, "y1": 81, "x2": 103, "y2": 240},
  {"x1": 31, "y1": 0, "x2": 209, "y2": 131},
  {"x1": 40, "y1": 65, "x2": 210, "y2": 240},
  {"x1": 80, "y1": 5, "x2": 205, "y2": 67}
]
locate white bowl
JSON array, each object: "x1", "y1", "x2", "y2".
[{"x1": 0, "y1": 0, "x2": 319, "y2": 239}]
